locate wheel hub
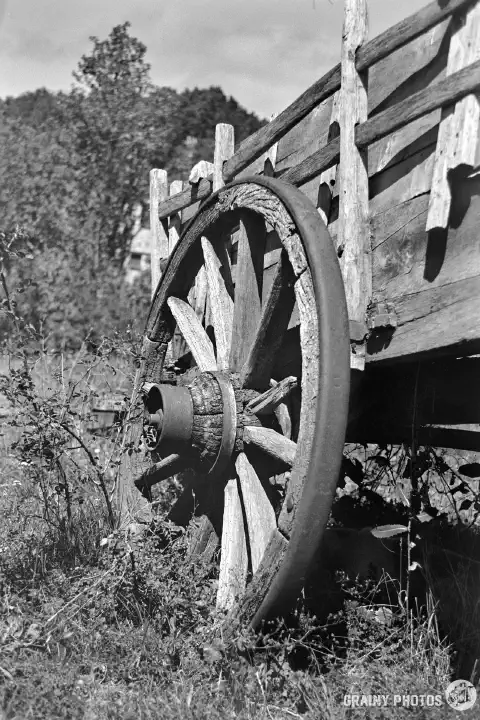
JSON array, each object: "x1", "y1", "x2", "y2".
[{"x1": 143, "y1": 372, "x2": 239, "y2": 478}]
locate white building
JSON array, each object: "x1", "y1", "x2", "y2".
[
  {"x1": 124, "y1": 203, "x2": 152, "y2": 284},
  {"x1": 124, "y1": 226, "x2": 152, "y2": 284}
]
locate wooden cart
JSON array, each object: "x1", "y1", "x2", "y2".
[{"x1": 116, "y1": 0, "x2": 480, "y2": 629}]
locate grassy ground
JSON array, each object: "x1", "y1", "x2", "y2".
[{"x1": 0, "y1": 348, "x2": 479, "y2": 718}]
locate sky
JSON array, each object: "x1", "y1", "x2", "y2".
[{"x1": 0, "y1": 0, "x2": 427, "y2": 119}]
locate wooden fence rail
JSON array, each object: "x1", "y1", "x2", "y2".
[
  {"x1": 157, "y1": 0, "x2": 476, "y2": 221},
  {"x1": 223, "y1": 0, "x2": 474, "y2": 182},
  {"x1": 157, "y1": 55, "x2": 480, "y2": 221}
]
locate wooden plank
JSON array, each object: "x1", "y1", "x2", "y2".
[
  {"x1": 235, "y1": 452, "x2": 276, "y2": 574},
  {"x1": 149, "y1": 168, "x2": 168, "y2": 297},
  {"x1": 155, "y1": 28, "x2": 472, "y2": 222},
  {"x1": 238, "y1": 113, "x2": 279, "y2": 178},
  {"x1": 157, "y1": 178, "x2": 212, "y2": 220},
  {"x1": 328, "y1": 136, "x2": 438, "y2": 243},
  {"x1": 449, "y1": 4, "x2": 480, "y2": 174},
  {"x1": 277, "y1": 20, "x2": 447, "y2": 180},
  {"x1": 156, "y1": 4, "x2": 470, "y2": 221},
  {"x1": 223, "y1": 0, "x2": 474, "y2": 183},
  {"x1": 317, "y1": 92, "x2": 340, "y2": 225},
  {"x1": 276, "y1": 94, "x2": 334, "y2": 169},
  {"x1": 367, "y1": 274, "x2": 480, "y2": 363},
  {"x1": 168, "y1": 180, "x2": 184, "y2": 255},
  {"x1": 372, "y1": 176, "x2": 480, "y2": 298},
  {"x1": 338, "y1": 0, "x2": 370, "y2": 371},
  {"x1": 427, "y1": 8, "x2": 478, "y2": 230},
  {"x1": 214, "y1": 123, "x2": 234, "y2": 192},
  {"x1": 282, "y1": 59, "x2": 480, "y2": 191},
  {"x1": 264, "y1": 113, "x2": 279, "y2": 177},
  {"x1": 243, "y1": 426, "x2": 297, "y2": 466},
  {"x1": 217, "y1": 478, "x2": 248, "y2": 611}
]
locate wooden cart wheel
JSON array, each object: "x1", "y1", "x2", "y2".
[{"x1": 131, "y1": 176, "x2": 350, "y2": 628}]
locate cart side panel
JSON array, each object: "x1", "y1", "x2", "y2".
[
  {"x1": 275, "y1": 19, "x2": 449, "y2": 182},
  {"x1": 272, "y1": 14, "x2": 480, "y2": 364}
]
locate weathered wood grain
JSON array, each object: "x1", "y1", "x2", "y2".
[
  {"x1": 367, "y1": 273, "x2": 480, "y2": 363},
  {"x1": 217, "y1": 478, "x2": 248, "y2": 610},
  {"x1": 338, "y1": 0, "x2": 370, "y2": 370},
  {"x1": 189, "y1": 160, "x2": 214, "y2": 185},
  {"x1": 157, "y1": 178, "x2": 212, "y2": 220},
  {"x1": 214, "y1": 123, "x2": 234, "y2": 192},
  {"x1": 277, "y1": 269, "x2": 319, "y2": 535},
  {"x1": 222, "y1": 0, "x2": 474, "y2": 183},
  {"x1": 155, "y1": 4, "x2": 470, "y2": 222},
  {"x1": 240, "y1": 250, "x2": 296, "y2": 389},
  {"x1": 229, "y1": 211, "x2": 266, "y2": 372},
  {"x1": 168, "y1": 180, "x2": 184, "y2": 255},
  {"x1": 243, "y1": 426, "x2": 297, "y2": 466},
  {"x1": 134, "y1": 453, "x2": 186, "y2": 490},
  {"x1": 426, "y1": 7, "x2": 480, "y2": 230},
  {"x1": 246, "y1": 376, "x2": 297, "y2": 416},
  {"x1": 373, "y1": 176, "x2": 480, "y2": 296},
  {"x1": 167, "y1": 297, "x2": 217, "y2": 371},
  {"x1": 317, "y1": 93, "x2": 340, "y2": 225},
  {"x1": 450, "y1": 4, "x2": 480, "y2": 174},
  {"x1": 201, "y1": 236, "x2": 234, "y2": 370},
  {"x1": 150, "y1": 169, "x2": 168, "y2": 297},
  {"x1": 192, "y1": 266, "x2": 208, "y2": 323},
  {"x1": 235, "y1": 452, "x2": 276, "y2": 573},
  {"x1": 225, "y1": 528, "x2": 289, "y2": 632},
  {"x1": 282, "y1": 59, "x2": 480, "y2": 191}
]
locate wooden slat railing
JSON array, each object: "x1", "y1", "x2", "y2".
[
  {"x1": 223, "y1": 0, "x2": 476, "y2": 183},
  {"x1": 158, "y1": 56, "x2": 480, "y2": 221},
  {"x1": 156, "y1": 0, "x2": 475, "y2": 221},
  {"x1": 282, "y1": 57, "x2": 480, "y2": 187}
]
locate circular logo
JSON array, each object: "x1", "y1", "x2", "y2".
[{"x1": 445, "y1": 680, "x2": 477, "y2": 711}]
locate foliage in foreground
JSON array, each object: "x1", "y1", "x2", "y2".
[{"x1": 0, "y1": 509, "x2": 459, "y2": 720}]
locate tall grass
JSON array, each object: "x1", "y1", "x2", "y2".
[{"x1": 0, "y1": 343, "x2": 478, "y2": 718}]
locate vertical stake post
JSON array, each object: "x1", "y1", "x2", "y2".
[
  {"x1": 338, "y1": 0, "x2": 370, "y2": 371},
  {"x1": 168, "y1": 180, "x2": 184, "y2": 256},
  {"x1": 149, "y1": 169, "x2": 168, "y2": 299},
  {"x1": 214, "y1": 124, "x2": 235, "y2": 192}
]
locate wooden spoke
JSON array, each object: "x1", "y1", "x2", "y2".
[
  {"x1": 235, "y1": 452, "x2": 276, "y2": 574},
  {"x1": 243, "y1": 425, "x2": 297, "y2": 467},
  {"x1": 167, "y1": 296, "x2": 217, "y2": 371},
  {"x1": 246, "y1": 376, "x2": 297, "y2": 415},
  {"x1": 240, "y1": 250, "x2": 296, "y2": 389},
  {"x1": 229, "y1": 211, "x2": 266, "y2": 371},
  {"x1": 134, "y1": 453, "x2": 187, "y2": 490},
  {"x1": 274, "y1": 402, "x2": 292, "y2": 439},
  {"x1": 226, "y1": 528, "x2": 289, "y2": 634},
  {"x1": 193, "y1": 265, "x2": 208, "y2": 323},
  {"x1": 201, "y1": 236, "x2": 234, "y2": 370},
  {"x1": 217, "y1": 478, "x2": 248, "y2": 610},
  {"x1": 187, "y1": 515, "x2": 219, "y2": 563}
]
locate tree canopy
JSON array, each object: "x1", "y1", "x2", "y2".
[{"x1": 0, "y1": 23, "x2": 264, "y2": 350}]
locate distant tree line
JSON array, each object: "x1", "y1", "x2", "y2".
[{"x1": 0, "y1": 23, "x2": 264, "y2": 351}]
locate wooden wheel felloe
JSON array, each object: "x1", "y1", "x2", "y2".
[{"x1": 131, "y1": 176, "x2": 350, "y2": 627}]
